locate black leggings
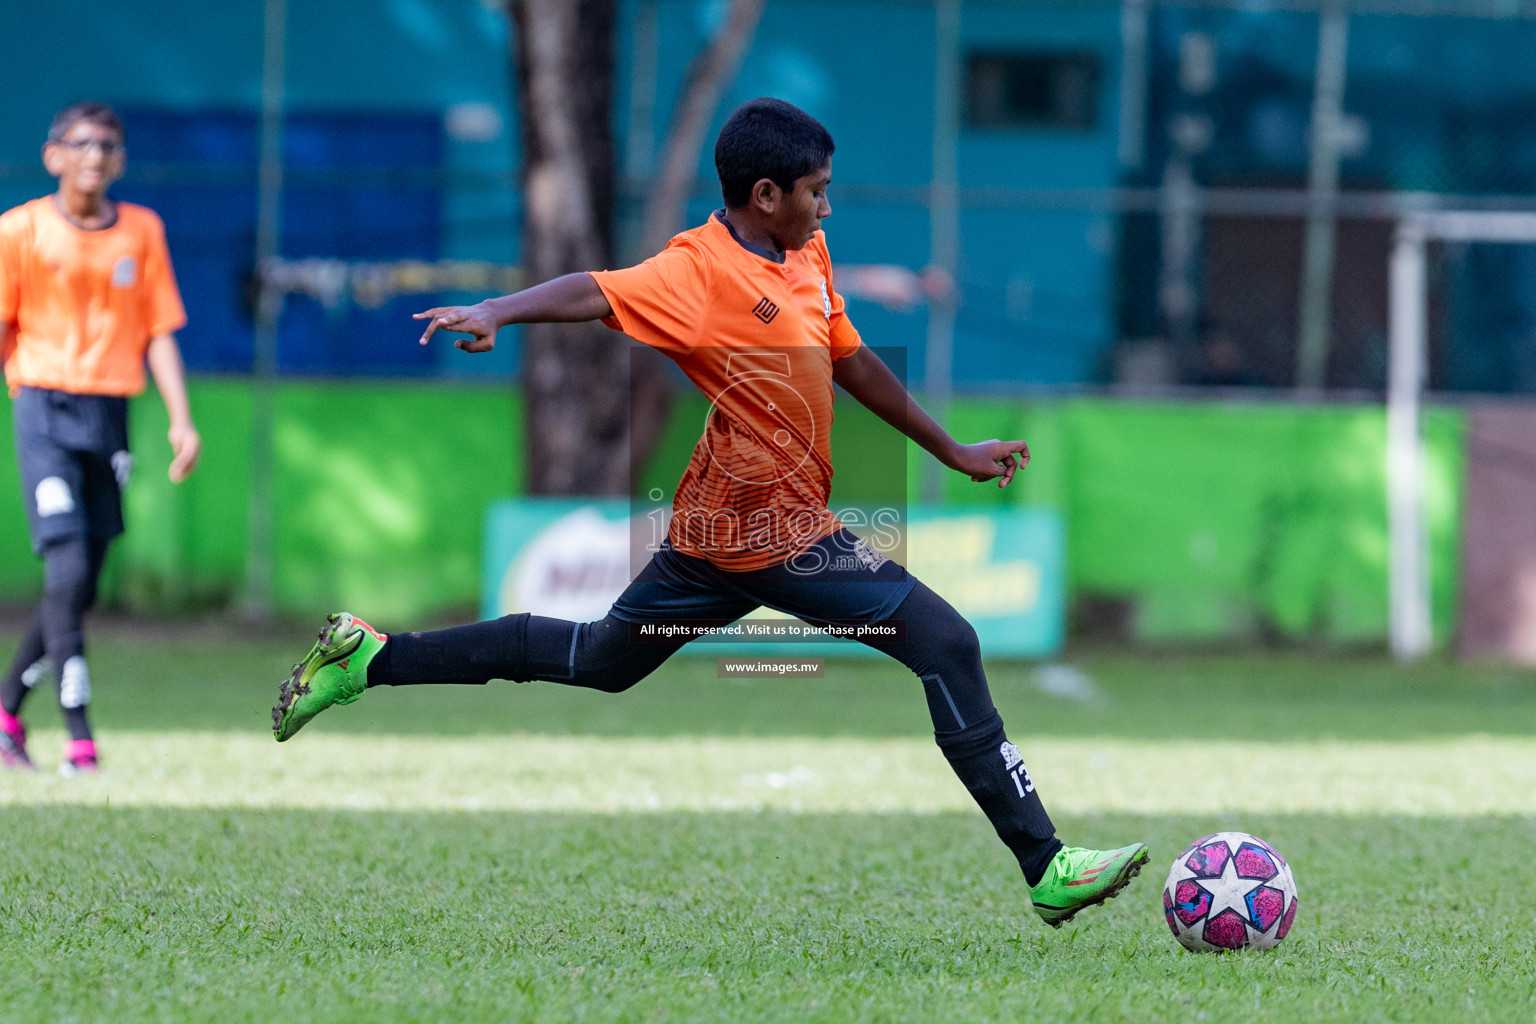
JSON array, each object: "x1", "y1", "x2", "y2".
[
  {"x1": 0, "y1": 534, "x2": 111, "y2": 738},
  {"x1": 369, "y1": 579, "x2": 1062, "y2": 880}
]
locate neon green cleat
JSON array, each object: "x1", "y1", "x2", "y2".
[
  {"x1": 1029, "y1": 842, "x2": 1150, "y2": 928},
  {"x1": 271, "y1": 613, "x2": 387, "y2": 742}
]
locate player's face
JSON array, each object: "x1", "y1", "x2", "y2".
[
  {"x1": 43, "y1": 120, "x2": 126, "y2": 200},
  {"x1": 773, "y1": 163, "x2": 832, "y2": 251}
]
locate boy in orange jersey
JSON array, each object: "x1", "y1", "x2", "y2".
[
  {"x1": 0, "y1": 103, "x2": 201, "y2": 774},
  {"x1": 273, "y1": 99, "x2": 1146, "y2": 927}
]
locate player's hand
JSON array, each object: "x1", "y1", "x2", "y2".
[
  {"x1": 413, "y1": 303, "x2": 499, "y2": 352},
  {"x1": 947, "y1": 439, "x2": 1029, "y2": 488},
  {"x1": 168, "y1": 422, "x2": 201, "y2": 483}
]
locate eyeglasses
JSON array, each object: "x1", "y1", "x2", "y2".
[{"x1": 55, "y1": 139, "x2": 123, "y2": 156}]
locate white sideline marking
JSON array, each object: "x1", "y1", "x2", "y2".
[{"x1": 2, "y1": 732, "x2": 1534, "y2": 815}]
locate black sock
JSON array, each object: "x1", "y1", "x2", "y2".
[
  {"x1": 365, "y1": 615, "x2": 521, "y2": 686},
  {"x1": 366, "y1": 613, "x2": 582, "y2": 687},
  {"x1": 365, "y1": 613, "x2": 680, "y2": 697},
  {"x1": 934, "y1": 712, "x2": 1062, "y2": 885},
  {"x1": 61, "y1": 705, "x2": 91, "y2": 742}
]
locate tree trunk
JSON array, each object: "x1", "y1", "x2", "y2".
[
  {"x1": 513, "y1": 0, "x2": 635, "y2": 496},
  {"x1": 510, "y1": 0, "x2": 764, "y2": 496}
]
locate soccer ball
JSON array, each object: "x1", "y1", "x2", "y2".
[{"x1": 1162, "y1": 831, "x2": 1298, "y2": 952}]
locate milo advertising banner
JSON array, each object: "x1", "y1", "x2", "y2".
[{"x1": 482, "y1": 500, "x2": 1065, "y2": 657}]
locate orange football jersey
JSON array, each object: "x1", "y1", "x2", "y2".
[
  {"x1": 0, "y1": 197, "x2": 186, "y2": 397},
  {"x1": 592, "y1": 213, "x2": 863, "y2": 571}
]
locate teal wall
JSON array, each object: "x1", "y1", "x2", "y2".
[
  {"x1": 10, "y1": 0, "x2": 1536, "y2": 393},
  {"x1": 2, "y1": 0, "x2": 1127, "y2": 387}
]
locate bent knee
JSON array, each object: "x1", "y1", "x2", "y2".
[
  {"x1": 929, "y1": 617, "x2": 981, "y2": 668},
  {"x1": 566, "y1": 618, "x2": 665, "y2": 693}
]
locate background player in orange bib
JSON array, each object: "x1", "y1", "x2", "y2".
[
  {"x1": 0, "y1": 103, "x2": 202, "y2": 774},
  {"x1": 273, "y1": 98, "x2": 1147, "y2": 927}
]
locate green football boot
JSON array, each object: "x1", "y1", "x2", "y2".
[
  {"x1": 272, "y1": 613, "x2": 387, "y2": 742},
  {"x1": 1029, "y1": 842, "x2": 1150, "y2": 928}
]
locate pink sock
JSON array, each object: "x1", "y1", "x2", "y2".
[
  {"x1": 0, "y1": 710, "x2": 21, "y2": 735},
  {"x1": 65, "y1": 738, "x2": 96, "y2": 762}
]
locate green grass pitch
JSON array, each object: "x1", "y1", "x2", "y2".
[{"x1": 1, "y1": 625, "x2": 1535, "y2": 1022}]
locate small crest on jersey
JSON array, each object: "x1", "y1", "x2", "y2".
[
  {"x1": 752, "y1": 297, "x2": 779, "y2": 324},
  {"x1": 818, "y1": 277, "x2": 831, "y2": 319},
  {"x1": 853, "y1": 537, "x2": 887, "y2": 573},
  {"x1": 111, "y1": 255, "x2": 137, "y2": 287},
  {"x1": 1000, "y1": 741, "x2": 1023, "y2": 770}
]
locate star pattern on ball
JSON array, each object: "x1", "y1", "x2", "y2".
[{"x1": 1192, "y1": 849, "x2": 1269, "y2": 926}]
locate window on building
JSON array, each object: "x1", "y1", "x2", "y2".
[{"x1": 964, "y1": 52, "x2": 1101, "y2": 131}]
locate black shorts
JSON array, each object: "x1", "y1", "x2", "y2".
[
  {"x1": 12, "y1": 387, "x2": 131, "y2": 553},
  {"x1": 609, "y1": 529, "x2": 917, "y2": 629}
]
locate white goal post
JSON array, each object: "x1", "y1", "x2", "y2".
[{"x1": 1388, "y1": 211, "x2": 1536, "y2": 660}]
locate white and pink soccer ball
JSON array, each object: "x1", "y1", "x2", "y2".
[{"x1": 1162, "y1": 831, "x2": 1299, "y2": 952}]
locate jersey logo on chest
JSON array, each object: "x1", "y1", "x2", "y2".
[
  {"x1": 111, "y1": 255, "x2": 138, "y2": 288},
  {"x1": 752, "y1": 297, "x2": 779, "y2": 324}
]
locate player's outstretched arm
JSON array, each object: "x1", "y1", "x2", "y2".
[
  {"x1": 145, "y1": 333, "x2": 202, "y2": 482},
  {"x1": 832, "y1": 344, "x2": 1028, "y2": 488},
  {"x1": 413, "y1": 272, "x2": 614, "y2": 352}
]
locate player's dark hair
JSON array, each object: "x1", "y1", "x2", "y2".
[
  {"x1": 48, "y1": 103, "x2": 124, "y2": 143},
  {"x1": 714, "y1": 98, "x2": 834, "y2": 208}
]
